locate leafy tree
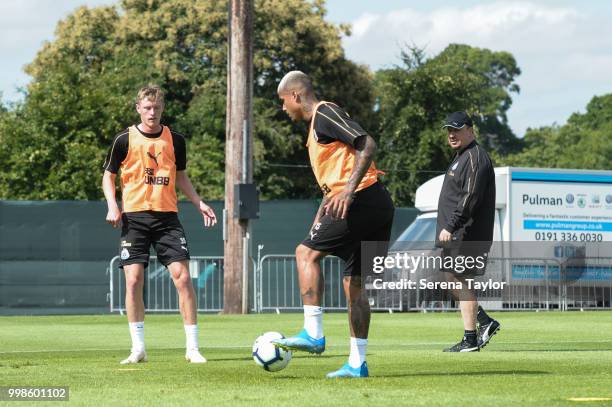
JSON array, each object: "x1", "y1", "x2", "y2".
[
  {"x1": 501, "y1": 94, "x2": 612, "y2": 169},
  {"x1": 0, "y1": 0, "x2": 374, "y2": 200},
  {"x1": 374, "y1": 44, "x2": 522, "y2": 205}
]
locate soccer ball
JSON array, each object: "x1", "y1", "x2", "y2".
[{"x1": 252, "y1": 331, "x2": 292, "y2": 372}]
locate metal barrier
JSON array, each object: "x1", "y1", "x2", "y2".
[
  {"x1": 253, "y1": 255, "x2": 611, "y2": 312},
  {"x1": 109, "y1": 256, "x2": 227, "y2": 313},
  {"x1": 503, "y1": 258, "x2": 563, "y2": 310},
  {"x1": 388, "y1": 256, "x2": 612, "y2": 311},
  {"x1": 256, "y1": 255, "x2": 403, "y2": 312},
  {"x1": 109, "y1": 254, "x2": 612, "y2": 313},
  {"x1": 256, "y1": 255, "x2": 345, "y2": 312},
  {"x1": 387, "y1": 257, "x2": 567, "y2": 311},
  {"x1": 562, "y1": 256, "x2": 612, "y2": 310}
]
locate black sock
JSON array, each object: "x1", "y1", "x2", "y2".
[
  {"x1": 477, "y1": 306, "x2": 492, "y2": 326},
  {"x1": 464, "y1": 330, "x2": 477, "y2": 345}
]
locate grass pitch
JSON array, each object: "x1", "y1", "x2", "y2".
[{"x1": 1, "y1": 312, "x2": 611, "y2": 406}]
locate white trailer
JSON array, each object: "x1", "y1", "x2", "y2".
[
  {"x1": 386, "y1": 167, "x2": 612, "y2": 310},
  {"x1": 400, "y1": 166, "x2": 612, "y2": 245}
]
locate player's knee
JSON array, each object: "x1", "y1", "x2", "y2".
[
  {"x1": 125, "y1": 275, "x2": 143, "y2": 293},
  {"x1": 295, "y1": 244, "x2": 322, "y2": 264},
  {"x1": 343, "y1": 275, "x2": 362, "y2": 289},
  {"x1": 295, "y1": 244, "x2": 311, "y2": 262},
  {"x1": 173, "y1": 272, "x2": 192, "y2": 291},
  {"x1": 343, "y1": 276, "x2": 366, "y2": 302}
]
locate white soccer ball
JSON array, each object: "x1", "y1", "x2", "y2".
[{"x1": 252, "y1": 331, "x2": 292, "y2": 372}]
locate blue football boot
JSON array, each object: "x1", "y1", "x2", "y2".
[
  {"x1": 271, "y1": 329, "x2": 325, "y2": 354},
  {"x1": 326, "y1": 362, "x2": 369, "y2": 378}
]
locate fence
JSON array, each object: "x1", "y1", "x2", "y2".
[
  {"x1": 0, "y1": 200, "x2": 418, "y2": 314},
  {"x1": 110, "y1": 256, "x2": 230, "y2": 313},
  {"x1": 559, "y1": 256, "x2": 612, "y2": 310},
  {"x1": 401, "y1": 257, "x2": 565, "y2": 311},
  {"x1": 108, "y1": 255, "x2": 612, "y2": 313},
  {"x1": 255, "y1": 255, "x2": 403, "y2": 312}
]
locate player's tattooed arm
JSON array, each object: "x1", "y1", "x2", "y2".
[
  {"x1": 325, "y1": 135, "x2": 377, "y2": 219},
  {"x1": 346, "y1": 135, "x2": 377, "y2": 193}
]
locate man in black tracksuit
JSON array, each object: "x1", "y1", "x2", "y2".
[{"x1": 436, "y1": 111, "x2": 501, "y2": 352}]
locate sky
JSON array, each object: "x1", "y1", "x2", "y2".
[{"x1": 1, "y1": 0, "x2": 611, "y2": 137}]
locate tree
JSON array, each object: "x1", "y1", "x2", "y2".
[
  {"x1": 501, "y1": 94, "x2": 612, "y2": 169},
  {"x1": 374, "y1": 44, "x2": 522, "y2": 205},
  {"x1": 0, "y1": 0, "x2": 374, "y2": 200}
]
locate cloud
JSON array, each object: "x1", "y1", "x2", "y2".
[
  {"x1": 342, "y1": 1, "x2": 612, "y2": 135},
  {"x1": 0, "y1": 0, "x2": 114, "y2": 51},
  {"x1": 0, "y1": 0, "x2": 115, "y2": 101}
]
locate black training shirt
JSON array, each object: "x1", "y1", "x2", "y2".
[
  {"x1": 312, "y1": 103, "x2": 368, "y2": 146},
  {"x1": 436, "y1": 140, "x2": 495, "y2": 244}
]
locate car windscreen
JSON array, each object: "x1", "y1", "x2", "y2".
[{"x1": 390, "y1": 216, "x2": 437, "y2": 251}]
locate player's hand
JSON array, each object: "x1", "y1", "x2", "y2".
[
  {"x1": 439, "y1": 229, "x2": 452, "y2": 242},
  {"x1": 199, "y1": 201, "x2": 217, "y2": 227},
  {"x1": 106, "y1": 206, "x2": 122, "y2": 228},
  {"x1": 324, "y1": 190, "x2": 354, "y2": 219}
]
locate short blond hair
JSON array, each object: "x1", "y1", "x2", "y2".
[
  {"x1": 136, "y1": 85, "x2": 165, "y2": 105},
  {"x1": 277, "y1": 71, "x2": 314, "y2": 95}
]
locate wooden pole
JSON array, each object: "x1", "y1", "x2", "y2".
[{"x1": 224, "y1": 0, "x2": 253, "y2": 314}]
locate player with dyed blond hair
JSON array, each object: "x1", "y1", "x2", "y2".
[{"x1": 272, "y1": 71, "x2": 395, "y2": 378}]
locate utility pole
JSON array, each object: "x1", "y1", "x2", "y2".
[{"x1": 224, "y1": 0, "x2": 254, "y2": 314}]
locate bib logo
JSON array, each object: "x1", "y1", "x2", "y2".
[
  {"x1": 147, "y1": 151, "x2": 161, "y2": 167},
  {"x1": 144, "y1": 149, "x2": 169, "y2": 185},
  {"x1": 144, "y1": 167, "x2": 170, "y2": 185}
]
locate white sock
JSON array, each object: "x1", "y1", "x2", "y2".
[
  {"x1": 128, "y1": 321, "x2": 145, "y2": 353},
  {"x1": 184, "y1": 324, "x2": 199, "y2": 351},
  {"x1": 348, "y1": 337, "x2": 367, "y2": 368},
  {"x1": 303, "y1": 305, "x2": 323, "y2": 339}
]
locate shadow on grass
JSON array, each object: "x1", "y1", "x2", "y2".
[
  {"x1": 245, "y1": 370, "x2": 550, "y2": 380},
  {"x1": 376, "y1": 370, "x2": 550, "y2": 378},
  {"x1": 209, "y1": 356, "x2": 259, "y2": 362},
  {"x1": 494, "y1": 349, "x2": 612, "y2": 353},
  {"x1": 210, "y1": 354, "x2": 344, "y2": 362}
]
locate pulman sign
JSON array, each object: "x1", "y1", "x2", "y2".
[{"x1": 510, "y1": 170, "x2": 612, "y2": 242}]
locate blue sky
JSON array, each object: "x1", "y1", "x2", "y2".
[{"x1": 1, "y1": 0, "x2": 611, "y2": 137}]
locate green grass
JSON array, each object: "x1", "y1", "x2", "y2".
[{"x1": 1, "y1": 312, "x2": 611, "y2": 406}]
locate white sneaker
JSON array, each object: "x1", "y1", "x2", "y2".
[
  {"x1": 185, "y1": 349, "x2": 207, "y2": 364},
  {"x1": 120, "y1": 349, "x2": 147, "y2": 365}
]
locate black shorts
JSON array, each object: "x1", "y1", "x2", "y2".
[
  {"x1": 119, "y1": 211, "x2": 190, "y2": 269},
  {"x1": 301, "y1": 182, "x2": 395, "y2": 277}
]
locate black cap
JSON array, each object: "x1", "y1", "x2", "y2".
[{"x1": 442, "y1": 111, "x2": 473, "y2": 129}]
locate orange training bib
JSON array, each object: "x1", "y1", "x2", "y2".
[{"x1": 120, "y1": 125, "x2": 178, "y2": 212}]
